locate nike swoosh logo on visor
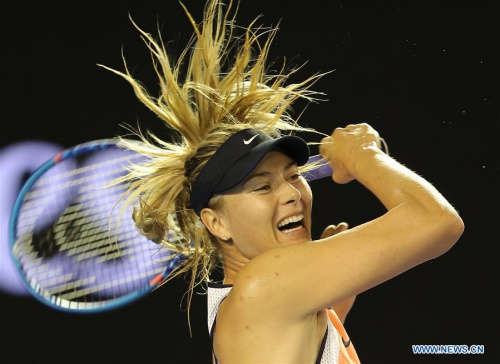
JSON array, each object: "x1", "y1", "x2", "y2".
[{"x1": 243, "y1": 135, "x2": 258, "y2": 145}]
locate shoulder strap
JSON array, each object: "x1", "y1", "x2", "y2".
[{"x1": 327, "y1": 309, "x2": 361, "y2": 364}]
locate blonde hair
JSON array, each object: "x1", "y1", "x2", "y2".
[{"x1": 100, "y1": 0, "x2": 327, "y2": 326}]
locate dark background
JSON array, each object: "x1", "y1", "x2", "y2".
[{"x1": 1, "y1": 0, "x2": 498, "y2": 363}]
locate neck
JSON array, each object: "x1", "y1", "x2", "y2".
[{"x1": 220, "y1": 244, "x2": 249, "y2": 285}]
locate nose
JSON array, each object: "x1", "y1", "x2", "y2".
[{"x1": 279, "y1": 181, "x2": 301, "y2": 205}]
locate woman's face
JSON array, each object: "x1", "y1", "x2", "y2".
[{"x1": 215, "y1": 150, "x2": 313, "y2": 259}]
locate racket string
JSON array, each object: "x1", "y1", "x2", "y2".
[{"x1": 12, "y1": 144, "x2": 183, "y2": 310}]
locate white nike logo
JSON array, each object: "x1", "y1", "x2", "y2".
[{"x1": 243, "y1": 135, "x2": 258, "y2": 145}]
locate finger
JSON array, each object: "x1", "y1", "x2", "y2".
[
  {"x1": 320, "y1": 223, "x2": 350, "y2": 239},
  {"x1": 320, "y1": 224, "x2": 337, "y2": 239},
  {"x1": 319, "y1": 137, "x2": 333, "y2": 152},
  {"x1": 336, "y1": 222, "x2": 349, "y2": 232}
]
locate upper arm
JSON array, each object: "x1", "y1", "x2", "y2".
[
  {"x1": 235, "y1": 204, "x2": 463, "y2": 319},
  {"x1": 332, "y1": 296, "x2": 356, "y2": 324}
]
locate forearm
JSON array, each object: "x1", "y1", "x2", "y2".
[
  {"x1": 354, "y1": 148, "x2": 457, "y2": 216},
  {"x1": 351, "y1": 147, "x2": 464, "y2": 256}
]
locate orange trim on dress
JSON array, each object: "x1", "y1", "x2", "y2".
[{"x1": 327, "y1": 309, "x2": 361, "y2": 364}]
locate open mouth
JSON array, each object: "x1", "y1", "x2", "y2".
[{"x1": 277, "y1": 213, "x2": 305, "y2": 234}]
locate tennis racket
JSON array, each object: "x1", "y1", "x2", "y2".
[{"x1": 9, "y1": 139, "x2": 332, "y2": 313}]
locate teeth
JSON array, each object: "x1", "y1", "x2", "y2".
[
  {"x1": 278, "y1": 214, "x2": 304, "y2": 228},
  {"x1": 281, "y1": 225, "x2": 303, "y2": 233}
]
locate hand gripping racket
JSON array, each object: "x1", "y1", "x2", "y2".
[{"x1": 9, "y1": 139, "x2": 332, "y2": 313}]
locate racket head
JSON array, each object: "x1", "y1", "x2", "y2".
[
  {"x1": 9, "y1": 139, "x2": 184, "y2": 313},
  {"x1": 9, "y1": 138, "x2": 330, "y2": 314}
]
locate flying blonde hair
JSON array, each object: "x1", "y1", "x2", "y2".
[{"x1": 99, "y1": 0, "x2": 328, "y2": 326}]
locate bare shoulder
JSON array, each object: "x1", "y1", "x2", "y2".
[
  {"x1": 214, "y1": 250, "x2": 311, "y2": 345},
  {"x1": 228, "y1": 246, "x2": 300, "y2": 315},
  {"x1": 213, "y1": 269, "x2": 327, "y2": 363}
]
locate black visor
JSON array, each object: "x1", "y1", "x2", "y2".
[{"x1": 190, "y1": 129, "x2": 309, "y2": 215}]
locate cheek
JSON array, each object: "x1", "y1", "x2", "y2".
[
  {"x1": 300, "y1": 182, "x2": 313, "y2": 206},
  {"x1": 225, "y1": 196, "x2": 274, "y2": 234}
]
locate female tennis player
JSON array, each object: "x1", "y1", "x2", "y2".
[{"x1": 103, "y1": 0, "x2": 464, "y2": 362}]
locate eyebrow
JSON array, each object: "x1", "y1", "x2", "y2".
[{"x1": 245, "y1": 160, "x2": 298, "y2": 183}]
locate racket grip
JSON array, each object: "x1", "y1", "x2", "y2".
[{"x1": 303, "y1": 154, "x2": 332, "y2": 181}]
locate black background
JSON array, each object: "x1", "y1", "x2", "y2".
[{"x1": 1, "y1": 1, "x2": 498, "y2": 363}]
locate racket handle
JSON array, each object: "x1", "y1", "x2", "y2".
[{"x1": 303, "y1": 154, "x2": 332, "y2": 181}]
